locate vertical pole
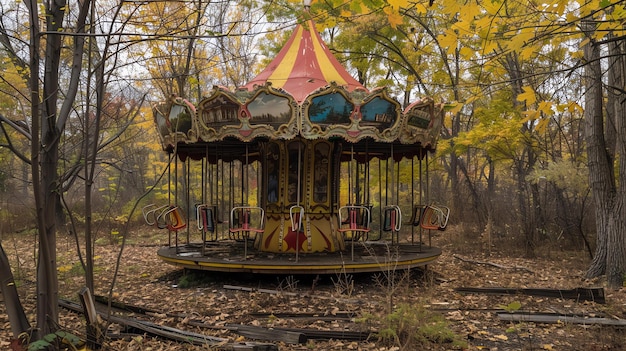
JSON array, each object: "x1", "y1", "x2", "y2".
[
  {"x1": 296, "y1": 142, "x2": 302, "y2": 262},
  {"x1": 426, "y1": 151, "x2": 431, "y2": 247},
  {"x1": 244, "y1": 144, "x2": 249, "y2": 259},
  {"x1": 167, "y1": 153, "x2": 172, "y2": 247},
  {"x1": 174, "y1": 155, "x2": 179, "y2": 250},
  {"x1": 419, "y1": 152, "x2": 423, "y2": 251},
  {"x1": 365, "y1": 141, "x2": 370, "y2": 205},
  {"x1": 396, "y1": 155, "x2": 400, "y2": 244},
  {"x1": 348, "y1": 145, "x2": 353, "y2": 205},
  {"x1": 411, "y1": 156, "x2": 415, "y2": 245},
  {"x1": 389, "y1": 144, "x2": 395, "y2": 244},
  {"x1": 349, "y1": 144, "x2": 354, "y2": 261},
  {"x1": 378, "y1": 157, "x2": 382, "y2": 240},
  {"x1": 384, "y1": 154, "x2": 389, "y2": 208},
  {"x1": 186, "y1": 158, "x2": 191, "y2": 244},
  {"x1": 201, "y1": 156, "x2": 206, "y2": 253}
]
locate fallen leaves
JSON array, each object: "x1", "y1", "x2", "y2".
[{"x1": 1, "y1": 227, "x2": 625, "y2": 350}]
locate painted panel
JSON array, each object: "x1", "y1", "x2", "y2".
[
  {"x1": 360, "y1": 96, "x2": 398, "y2": 131},
  {"x1": 247, "y1": 92, "x2": 292, "y2": 128},
  {"x1": 308, "y1": 92, "x2": 353, "y2": 126}
]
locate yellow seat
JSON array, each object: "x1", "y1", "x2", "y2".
[{"x1": 165, "y1": 207, "x2": 187, "y2": 231}]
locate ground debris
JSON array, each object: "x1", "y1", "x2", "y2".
[
  {"x1": 454, "y1": 286, "x2": 605, "y2": 303},
  {"x1": 58, "y1": 298, "x2": 277, "y2": 350},
  {"x1": 498, "y1": 312, "x2": 626, "y2": 326}
]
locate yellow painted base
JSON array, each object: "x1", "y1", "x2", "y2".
[{"x1": 258, "y1": 213, "x2": 343, "y2": 253}]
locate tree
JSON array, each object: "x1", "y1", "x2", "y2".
[
  {"x1": 133, "y1": 0, "x2": 261, "y2": 100},
  {"x1": 328, "y1": 0, "x2": 623, "y2": 278},
  {"x1": 26, "y1": 0, "x2": 91, "y2": 340},
  {"x1": 582, "y1": 19, "x2": 626, "y2": 288},
  {"x1": 433, "y1": 0, "x2": 625, "y2": 283},
  {"x1": 0, "y1": 0, "x2": 150, "y2": 345},
  {"x1": 1, "y1": 0, "x2": 268, "y2": 346}
]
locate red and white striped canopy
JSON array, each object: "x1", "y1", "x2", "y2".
[{"x1": 242, "y1": 19, "x2": 367, "y2": 102}]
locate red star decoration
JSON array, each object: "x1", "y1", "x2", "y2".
[{"x1": 284, "y1": 227, "x2": 308, "y2": 252}]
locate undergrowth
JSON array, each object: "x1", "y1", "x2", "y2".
[{"x1": 360, "y1": 302, "x2": 467, "y2": 350}]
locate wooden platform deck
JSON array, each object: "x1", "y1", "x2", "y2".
[{"x1": 157, "y1": 241, "x2": 442, "y2": 274}]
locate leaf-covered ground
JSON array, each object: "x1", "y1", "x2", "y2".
[{"x1": 1, "y1": 227, "x2": 625, "y2": 350}]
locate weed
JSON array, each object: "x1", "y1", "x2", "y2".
[
  {"x1": 366, "y1": 303, "x2": 467, "y2": 350},
  {"x1": 331, "y1": 267, "x2": 354, "y2": 297},
  {"x1": 499, "y1": 301, "x2": 540, "y2": 350},
  {"x1": 26, "y1": 330, "x2": 83, "y2": 351},
  {"x1": 369, "y1": 243, "x2": 410, "y2": 314},
  {"x1": 498, "y1": 300, "x2": 522, "y2": 313},
  {"x1": 276, "y1": 275, "x2": 298, "y2": 292},
  {"x1": 110, "y1": 229, "x2": 122, "y2": 244},
  {"x1": 58, "y1": 262, "x2": 85, "y2": 279}
]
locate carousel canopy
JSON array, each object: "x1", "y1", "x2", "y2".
[
  {"x1": 242, "y1": 19, "x2": 366, "y2": 102},
  {"x1": 153, "y1": 15, "x2": 444, "y2": 155}
]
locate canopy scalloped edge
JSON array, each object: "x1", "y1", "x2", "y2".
[{"x1": 152, "y1": 83, "x2": 443, "y2": 152}]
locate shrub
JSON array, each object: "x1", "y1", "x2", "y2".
[{"x1": 369, "y1": 303, "x2": 467, "y2": 350}]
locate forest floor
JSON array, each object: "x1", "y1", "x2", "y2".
[{"x1": 1, "y1": 226, "x2": 625, "y2": 350}]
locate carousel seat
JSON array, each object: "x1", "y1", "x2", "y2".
[
  {"x1": 338, "y1": 205, "x2": 371, "y2": 240},
  {"x1": 338, "y1": 205, "x2": 371, "y2": 261},
  {"x1": 229, "y1": 206, "x2": 265, "y2": 259}
]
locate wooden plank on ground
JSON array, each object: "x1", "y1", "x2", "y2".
[
  {"x1": 189, "y1": 320, "x2": 370, "y2": 342},
  {"x1": 58, "y1": 299, "x2": 277, "y2": 351},
  {"x1": 248, "y1": 311, "x2": 356, "y2": 320},
  {"x1": 266, "y1": 326, "x2": 371, "y2": 341},
  {"x1": 498, "y1": 312, "x2": 626, "y2": 326},
  {"x1": 455, "y1": 287, "x2": 605, "y2": 304},
  {"x1": 79, "y1": 287, "x2": 104, "y2": 350},
  {"x1": 108, "y1": 316, "x2": 278, "y2": 350},
  {"x1": 228, "y1": 325, "x2": 306, "y2": 344},
  {"x1": 92, "y1": 295, "x2": 365, "y2": 343},
  {"x1": 186, "y1": 321, "x2": 306, "y2": 344},
  {"x1": 94, "y1": 294, "x2": 165, "y2": 315}
]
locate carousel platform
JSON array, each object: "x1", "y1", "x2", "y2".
[{"x1": 157, "y1": 241, "x2": 441, "y2": 274}]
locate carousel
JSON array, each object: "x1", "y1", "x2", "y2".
[{"x1": 146, "y1": 12, "x2": 448, "y2": 274}]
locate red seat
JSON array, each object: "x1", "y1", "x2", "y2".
[{"x1": 229, "y1": 206, "x2": 265, "y2": 260}]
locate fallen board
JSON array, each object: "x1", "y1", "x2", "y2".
[
  {"x1": 188, "y1": 321, "x2": 307, "y2": 344},
  {"x1": 92, "y1": 294, "x2": 369, "y2": 343},
  {"x1": 454, "y1": 287, "x2": 605, "y2": 304},
  {"x1": 498, "y1": 313, "x2": 626, "y2": 326},
  {"x1": 58, "y1": 299, "x2": 277, "y2": 351}
]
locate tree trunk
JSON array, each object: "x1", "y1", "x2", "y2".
[
  {"x1": 25, "y1": 0, "x2": 57, "y2": 340},
  {"x1": 605, "y1": 36, "x2": 626, "y2": 288},
  {"x1": 516, "y1": 159, "x2": 534, "y2": 257},
  {"x1": 0, "y1": 243, "x2": 31, "y2": 340},
  {"x1": 36, "y1": 142, "x2": 61, "y2": 339},
  {"x1": 582, "y1": 21, "x2": 624, "y2": 288},
  {"x1": 34, "y1": 0, "x2": 67, "y2": 334}
]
